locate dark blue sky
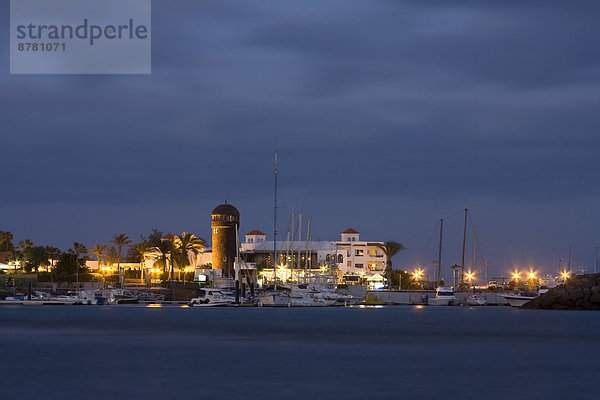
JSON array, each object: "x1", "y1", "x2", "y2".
[{"x1": 2, "y1": 1, "x2": 600, "y2": 281}]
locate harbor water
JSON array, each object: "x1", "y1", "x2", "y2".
[{"x1": 1, "y1": 306, "x2": 599, "y2": 399}]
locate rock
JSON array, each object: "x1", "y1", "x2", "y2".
[
  {"x1": 521, "y1": 274, "x2": 600, "y2": 310},
  {"x1": 569, "y1": 287, "x2": 584, "y2": 302},
  {"x1": 590, "y1": 293, "x2": 600, "y2": 303}
]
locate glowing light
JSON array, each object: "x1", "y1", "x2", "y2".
[
  {"x1": 146, "y1": 304, "x2": 162, "y2": 308},
  {"x1": 466, "y1": 272, "x2": 474, "y2": 281},
  {"x1": 528, "y1": 272, "x2": 536, "y2": 279},
  {"x1": 412, "y1": 269, "x2": 423, "y2": 279},
  {"x1": 561, "y1": 271, "x2": 570, "y2": 279},
  {"x1": 513, "y1": 272, "x2": 520, "y2": 280}
]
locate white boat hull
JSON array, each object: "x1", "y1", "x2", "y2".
[
  {"x1": 501, "y1": 295, "x2": 536, "y2": 307},
  {"x1": 259, "y1": 293, "x2": 291, "y2": 307},
  {"x1": 428, "y1": 297, "x2": 456, "y2": 306}
]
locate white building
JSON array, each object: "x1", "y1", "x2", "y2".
[
  {"x1": 334, "y1": 228, "x2": 386, "y2": 277},
  {"x1": 239, "y1": 228, "x2": 386, "y2": 282}
]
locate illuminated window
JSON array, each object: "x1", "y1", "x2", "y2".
[
  {"x1": 355, "y1": 249, "x2": 364, "y2": 256},
  {"x1": 355, "y1": 264, "x2": 363, "y2": 268}
]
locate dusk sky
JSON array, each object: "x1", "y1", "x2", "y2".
[{"x1": 2, "y1": 1, "x2": 600, "y2": 280}]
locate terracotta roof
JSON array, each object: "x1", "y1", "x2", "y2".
[
  {"x1": 246, "y1": 230, "x2": 266, "y2": 236},
  {"x1": 342, "y1": 228, "x2": 359, "y2": 234},
  {"x1": 212, "y1": 203, "x2": 240, "y2": 216}
]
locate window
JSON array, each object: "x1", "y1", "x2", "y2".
[
  {"x1": 352, "y1": 237, "x2": 356, "y2": 241},
  {"x1": 337, "y1": 254, "x2": 343, "y2": 263},
  {"x1": 355, "y1": 263, "x2": 363, "y2": 268},
  {"x1": 248, "y1": 238, "x2": 253, "y2": 243},
  {"x1": 355, "y1": 249, "x2": 364, "y2": 256},
  {"x1": 347, "y1": 261, "x2": 351, "y2": 266},
  {"x1": 347, "y1": 237, "x2": 351, "y2": 242},
  {"x1": 325, "y1": 254, "x2": 330, "y2": 262}
]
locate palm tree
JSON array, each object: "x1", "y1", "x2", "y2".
[
  {"x1": 131, "y1": 241, "x2": 150, "y2": 282},
  {"x1": 172, "y1": 233, "x2": 205, "y2": 282},
  {"x1": 377, "y1": 241, "x2": 406, "y2": 289},
  {"x1": 71, "y1": 242, "x2": 88, "y2": 288},
  {"x1": 147, "y1": 240, "x2": 172, "y2": 282},
  {"x1": 45, "y1": 246, "x2": 62, "y2": 282},
  {"x1": 45, "y1": 246, "x2": 62, "y2": 267},
  {"x1": 90, "y1": 243, "x2": 108, "y2": 271},
  {"x1": 0, "y1": 231, "x2": 14, "y2": 252},
  {"x1": 110, "y1": 234, "x2": 132, "y2": 287}
]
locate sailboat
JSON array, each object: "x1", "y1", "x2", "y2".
[{"x1": 259, "y1": 151, "x2": 292, "y2": 307}]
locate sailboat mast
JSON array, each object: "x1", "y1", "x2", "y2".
[
  {"x1": 305, "y1": 216, "x2": 311, "y2": 272},
  {"x1": 290, "y1": 211, "x2": 295, "y2": 282},
  {"x1": 472, "y1": 226, "x2": 477, "y2": 286},
  {"x1": 297, "y1": 213, "x2": 302, "y2": 271},
  {"x1": 437, "y1": 218, "x2": 443, "y2": 288},
  {"x1": 273, "y1": 151, "x2": 278, "y2": 291},
  {"x1": 460, "y1": 208, "x2": 468, "y2": 288}
]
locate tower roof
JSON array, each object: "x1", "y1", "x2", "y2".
[
  {"x1": 212, "y1": 203, "x2": 240, "y2": 216},
  {"x1": 246, "y1": 230, "x2": 266, "y2": 236},
  {"x1": 342, "y1": 228, "x2": 360, "y2": 234}
]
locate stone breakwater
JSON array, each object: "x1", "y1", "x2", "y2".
[{"x1": 523, "y1": 274, "x2": 600, "y2": 310}]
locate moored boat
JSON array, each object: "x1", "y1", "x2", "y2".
[
  {"x1": 428, "y1": 286, "x2": 458, "y2": 306},
  {"x1": 189, "y1": 288, "x2": 232, "y2": 307},
  {"x1": 499, "y1": 292, "x2": 538, "y2": 307},
  {"x1": 467, "y1": 293, "x2": 487, "y2": 306}
]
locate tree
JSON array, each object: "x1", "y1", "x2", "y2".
[
  {"x1": 147, "y1": 239, "x2": 172, "y2": 282},
  {"x1": 110, "y1": 234, "x2": 132, "y2": 269},
  {"x1": 18, "y1": 239, "x2": 36, "y2": 273},
  {"x1": 131, "y1": 241, "x2": 150, "y2": 281},
  {"x1": 71, "y1": 243, "x2": 88, "y2": 286},
  {"x1": 45, "y1": 246, "x2": 62, "y2": 267},
  {"x1": 377, "y1": 241, "x2": 406, "y2": 289},
  {"x1": 110, "y1": 234, "x2": 132, "y2": 287},
  {"x1": 28, "y1": 246, "x2": 49, "y2": 273},
  {"x1": 172, "y1": 233, "x2": 205, "y2": 281},
  {"x1": 54, "y1": 252, "x2": 88, "y2": 282},
  {"x1": 90, "y1": 243, "x2": 108, "y2": 270},
  {"x1": 0, "y1": 231, "x2": 14, "y2": 252}
]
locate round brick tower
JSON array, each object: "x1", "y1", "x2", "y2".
[{"x1": 211, "y1": 202, "x2": 240, "y2": 278}]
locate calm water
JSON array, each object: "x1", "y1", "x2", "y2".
[{"x1": 1, "y1": 305, "x2": 599, "y2": 399}]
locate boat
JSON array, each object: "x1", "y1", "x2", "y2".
[
  {"x1": 189, "y1": 288, "x2": 232, "y2": 307},
  {"x1": 259, "y1": 291, "x2": 291, "y2": 307},
  {"x1": 428, "y1": 286, "x2": 458, "y2": 306},
  {"x1": 499, "y1": 292, "x2": 538, "y2": 307},
  {"x1": 467, "y1": 293, "x2": 487, "y2": 306}
]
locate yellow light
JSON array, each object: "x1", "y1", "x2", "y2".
[
  {"x1": 562, "y1": 271, "x2": 570, "y2": 279},
  {"x1": 466, "y1": 272, "x2": 474, "y2": 280},
  {"x1": 528, "y1": 272, "x2": 535, "y2": 279},
  {"x1": 146, "y1": 304, "x2": 162, "y2": 308},
  {"x1": 412, "y1": 269, "x2": 423, "y2": 279},
  {"x1": 513, "y1": 272, "x2": 520, "y2": 280}
]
